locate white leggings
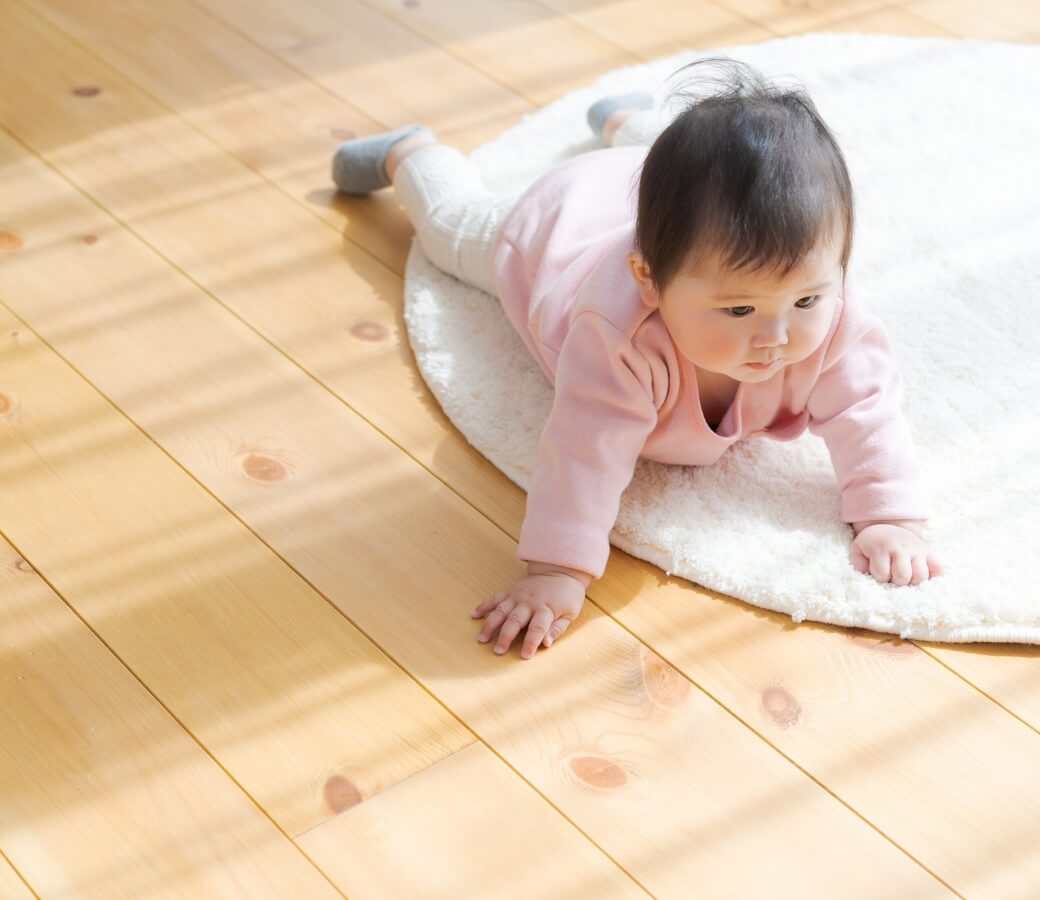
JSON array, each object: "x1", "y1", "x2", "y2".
[{"x1": 391, "y1": 109, "x2": 664, "y2": 295}]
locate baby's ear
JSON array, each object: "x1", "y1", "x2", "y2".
[{"x1": 626, "y1": 252, "x2": 659, "y2": 309}]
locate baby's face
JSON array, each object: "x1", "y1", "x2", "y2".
[{"x1": 628, "y1": 237, "x2": 843, "y2": 384}]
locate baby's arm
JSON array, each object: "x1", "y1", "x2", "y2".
[
  {"x1": 471, "y1": 312, "x2": 658, "y2": 658},
  {"x1": 526, "y1": 559, "x2": 595, "y2": 587},
  {"x1": 805, "y1": 304, "x2": 939, "y2": 585}
]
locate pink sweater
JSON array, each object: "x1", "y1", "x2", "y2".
[{"x1": 491, "y1": 144, "x2": 931, "y2": 579}]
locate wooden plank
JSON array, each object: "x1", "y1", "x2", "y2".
[
  {"x1": 710, "y1": 0, "x2": 899, "y2": 36},
  {"x1": 0, "y1": 128, "x2": 480, "y2": 842},
  {"x1": 0, "y1": 11, "x2": 949, "y2": 897},
  {"x1": 915, "y1": 642, "x2": 1040, "y2": 739},
  {"x1": 0, "y1": 537, "x2": 339, "y2": 898},
  {"x1": 0, "y1": 854, "x2": 34, "y2": 900},
  {"x1": 206, "y1": 0, "x2": 636, "y2": 107},
  {"x1": 0, "y1": 143, "x2": 647, "y2": 896},
  {"x1": 8, "y1": 0, "x2": 528, "y2": 542},
  {"x1": 904, "y1": 0, "x2": 1040, "y2": 41},
  {"x1": 19, "y1": 0, "x2": 535, "y2": 281},
  {"x1": 0, "y1": 130, "x2": 478, "y2": 840},
  {"x1": 811, "y1": 5, "x2": 959, "y2": 35},
  {"x1": 595, "y1": 559, "x2": 1040, "y2": 897},
  {"x1": 538, "y1": 0, "x2": 773, "y2": 57},
  {"x1": 188, "y1": 0, "x2": 534, "y2": 143},
  {"x1": 296, "y1": 744, "x2": 648, "y2": 899}
]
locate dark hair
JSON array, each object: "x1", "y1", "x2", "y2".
[{"x1": 634, "y1": 57, "x2": 855, "y2": 296}]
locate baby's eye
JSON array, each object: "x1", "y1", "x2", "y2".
[{"x1": 725, "y1": 295, "x2": 822, "y2": 317}]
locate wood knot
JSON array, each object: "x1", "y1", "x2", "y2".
[
  {"x1": 14, "y1": 558, "x2": 34, "y2": 573},
  {"x1": 72, "y1": 86, "x2": 102, "y2": 98},
  {"x1": 350, "y1": 321, "x2": 389, "y2": 342},
  {"x1": 82, "y1": 234, "x2": 99, "y2": 245},
  {"x1": 238, "y1": 452, "x2": 288, "y2": 483},
  {"x1": 761, "y1": 686, "x2": 802, "y2": 727},
  {"x1": 0, "y1": 392, "x2": 18, "y2": 418},
  {"x1": 328, "y1": 127, "x2": 356, "y2": 141},
  {"x1": 640, "y1": 650, "x2": 690, "y2": 708},
  {"x1": 568, "y1": 755, "x2": 628, "y2": 790},
  {"x1": 403, "y1": 0, "x2": 420, "y2": 7},
  {"x1": 0, "y1": 229, "x2": 23, "y2": 251},
  {"x1": 323, "y1": 774, "x2": 363, "y2": 813}
]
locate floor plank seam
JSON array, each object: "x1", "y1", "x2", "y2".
[{"x1": 0, "y1": 516, "x2": 350, "y2": 898}]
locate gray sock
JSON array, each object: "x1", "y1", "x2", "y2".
[
  {"x1": 331, "y1": 124, "x2": 429, "y2": 195},
  {"x1": 586, "y1": 91, "x2": 654, "y2": 140}
]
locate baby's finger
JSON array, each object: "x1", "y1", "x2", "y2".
[
  {"x1": 495, "y1": 605, "x2": 531, "y2": 655},
  {"x1": 927, "y1": 554, "x2": 944, "y2": 578},
  {"x1": 544, "y1": 616, "x2": 573, "y2": 647},
  {"x1": 849, "y1": 543, "x2": 870, "y2": 575},
  {"x1": 521, "y1": 608, "x2": 555, "y2": 659},
  {"x1": 477, "y1": 597, "x2": 514, "y2": 643},
  {"x1": 471, "y1": 592, "x2": 505, "y2": 619},
  {"x1": 909, "y1": 555, "x2": 929, "y2": 585},
  {"x1": 890, "y1": 552, "x2": 913, "y2": 586},
  {"x1": 869, "y1": 550, "x2": 892, "y2": 584}
]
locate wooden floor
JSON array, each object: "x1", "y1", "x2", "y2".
[{"x1": 1, "y1": 0, "x2": 1039, "y2": 897}]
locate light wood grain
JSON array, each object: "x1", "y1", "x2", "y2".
[
  {"x1": 711, "y1": 0, "x2": 899, "y2": 36},
  {"x1": 296, "y1": 743, "x2": 648, "y2": 899},
  {"x1": 0, "y1": 537, "x2": 339, "y2": 899},
  {"x1": 812, "y1": 5, "x2": 958, "y2": 35},
  {"x1": 906, "y1": 0, "x2": 1040, "y2": 41},
  {"x1": 0, "y1": 9, "x2": 950, "y2": 896},
  {"x1": 0, "y1": 854, "x2": 34, "y2": 900},
  {"x1": 913, "y1": 640, "x2": 1040, "y2": 740},
  {"x1": 540, "y1": 0, "x2": 773, "y2": 57},
  {"x1": 21, "y1": 0, "x2": 419, "y2": 276},
  {"x1": 0, "y1": 127, "x2": 481, "y2": 842},
  {"x1": 9, "y1": 0, "x2": 529, "y2": 541},
  {"x1": 189, "y1": 0, "x2": 534, "y2": 144},
  {"x1": 216, "y1": 0, "x2": 635, "y2": 107},
  {"x1": 594, "y1": 558, "x2": 1040, "y2": 897}
]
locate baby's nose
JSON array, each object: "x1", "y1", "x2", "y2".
[{"x1": 753, "y1": 322, "x2": 789, "y2": 346}]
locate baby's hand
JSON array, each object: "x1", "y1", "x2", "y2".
[
  {"x1": 850, "y1": 523, "x2": 944, "y2": 586},
  {"x1": 470, "y1": 571, "x2": 586, "y2": 659}
]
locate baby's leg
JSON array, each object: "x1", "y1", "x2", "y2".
[
  {"x1": 390, "y1": 142, "x2": 518, "y2": 297},
  {"x1": 587, "y1": 91, "x2": 663, "y2": 147},
  {"x1": 605, "y1": 107, "x2": 665, "y2": 147},
  {"x1": 333, "y1": 127, "x2": 518, "y2": 295}
]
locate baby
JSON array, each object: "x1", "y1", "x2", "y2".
[{"x1": 332, "y1": 57, "x2": 944, "y2": 662}]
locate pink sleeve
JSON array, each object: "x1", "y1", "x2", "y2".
[
  {"x1": 807, "y1": 319, "x2": 931, "y2": 524},
  {"x1": 518, "y1": 311, "x2": 659, "y2": 579}
]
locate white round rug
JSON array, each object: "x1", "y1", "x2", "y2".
[{"x1": 402, "y1": 32, "x2": 1040, "y2": 644}]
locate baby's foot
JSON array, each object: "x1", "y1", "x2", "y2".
[
  {"x1": 586, "y1": 90, "x2": 654, "y2": 143},
  {"x1": 331, "y1": 125, "x2": 436, "y2": 195}
]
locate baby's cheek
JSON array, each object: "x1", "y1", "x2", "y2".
[
  {"x1": 716, "y1": 329, "x2": 749, "y2": 363},
  {"x1": 691, "y1": 323, "x2": 737, "y2": 356},
  {"x1": 674, "y1": 318, "x2": 748, "y2": 369}
]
